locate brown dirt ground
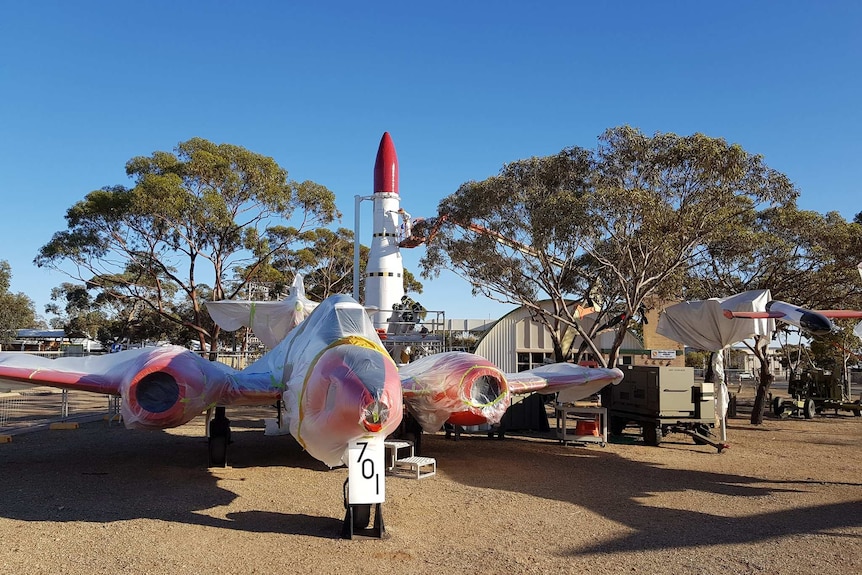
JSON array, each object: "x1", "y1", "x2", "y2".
[{"x1": 0, "y1": 388, "x2": 860, "y2": 575}]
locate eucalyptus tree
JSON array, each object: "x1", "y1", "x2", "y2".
[
  {"x1": 420, "y1": 145, "x2": 602, "y2": 362},
  {"x1": 45, "y1": 282, "x2": 109, "y2": 339},
  {"x1": 0, "y1": 260, "x2": 38, "y2": 342},
  {"x1": 421, "y1": 126, "x2": 797, "y2": 366},
  {"x1": 689, "y1": 207, "x2": 862, "y2": 422},
  {"x1": 35, "y1": 138, "x2": 339, "y2": 352},
  {"x1": 235, "y1": 226, "x2": 423, "y2": 303}
]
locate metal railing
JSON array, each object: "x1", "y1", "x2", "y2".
[{"x1": 0, "y1": 385, "x2": 117, "y2": 433}]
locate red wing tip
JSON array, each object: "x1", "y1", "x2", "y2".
[{"x1": 819, "y1": 310, "x2": 862, "y2": 318}]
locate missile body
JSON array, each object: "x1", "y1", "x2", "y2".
[{"x1": 365, "y1": 132, "x2": 405, "y2": 328}]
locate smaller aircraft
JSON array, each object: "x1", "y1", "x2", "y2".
[{"x1": 722, "y1": 300, "x2": 862, "y2": 337}]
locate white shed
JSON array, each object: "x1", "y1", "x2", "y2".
[{"x1": 472, "y1": 300, "x2": 644, "y2": 372}]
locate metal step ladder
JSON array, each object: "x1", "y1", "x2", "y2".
[{"x1": 384, "y1": 440, "x2": 437, "y2": 479}]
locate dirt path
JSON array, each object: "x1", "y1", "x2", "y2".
[{"x1": 1, "y1": 398, "x2": 860, "y2": 575}]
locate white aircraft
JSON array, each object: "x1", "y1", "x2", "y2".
[{"x1": 0, "y1": 294, "x2": 623, "y2": 527}]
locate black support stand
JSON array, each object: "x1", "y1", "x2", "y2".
[{"x1": 341, "y1": 479, "x2": 386, "y2": 539}]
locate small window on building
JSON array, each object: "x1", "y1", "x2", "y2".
[
  {"x1": 517, "y1": 351, "x2": 553, "y2": 371},
  {"x1": 517, "y1": 352, "x2": 531, "y2": 372}
]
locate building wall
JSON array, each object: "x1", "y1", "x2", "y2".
[
  {"x1": 473, "y1": 308, "x2": 520, "y2": 372},
  {"x1": 639, "y1": 296, "x2": 685, "y2": 367},
  {"x1": 473, "y1": 301, "x2": 645, "y2": 371}
]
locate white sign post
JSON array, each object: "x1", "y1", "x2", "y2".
[{"x1": 347, "y1": 436, "x2": 385, "y2": 504}]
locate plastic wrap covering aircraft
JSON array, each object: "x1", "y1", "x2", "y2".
[
  {"x1": 0, "y1": 294, "x2": 624, "y2": 468},
  {"x1": 205, "y1": 274, "x2": 318, "y2": 350},
  {"x1": 398, "y1": 353, "x2": 623, "y2": 433},
  {"x1": 0, "y1": 295, "x2": 402, "y2": 468}
]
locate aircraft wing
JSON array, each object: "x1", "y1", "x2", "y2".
[
  {"x1": 507, "y1": 363, "x2": 623, "y2": 398},
  {"x1": 722, "y1": 310, "x2": 784, "y2": 319},
  {"x1": 0, "y1": 346, "x2": 279, "y2": 430},
  {"x1": 814, "y1": 310, "x2": 862, "y2": 318},
  {"x1": 0, "y1": 351, "x2": 121, "y2": 394},
  {"x1": 721, "y1": 300, "x2": 862, "y2": 337},
  {"x1": 722, "y1": 307, "x2": 862, "y2": 320}
]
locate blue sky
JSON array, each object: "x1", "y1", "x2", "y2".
[{"x1": 1, "y1": 1, "x2": 859, "y2": 322}]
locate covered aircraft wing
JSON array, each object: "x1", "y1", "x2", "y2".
[
  {"x1": 399, "y1": 351, "x2": 623, "y2": 432},
  {"x1": 506, "y1": 363, "x2": 623, "y2": 398},
  {"x1": 0, "y1": 351, "x2": 124, "y2": 394},
  {"x1": 656, "y1": 290, "x2": 775, "y2": 351},
  {"x1": 0, "y1": 346, "x2": 278, "y2": 429}
]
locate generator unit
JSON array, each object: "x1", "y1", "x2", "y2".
[{"x1": 607, "y1": 365, "x2": 719, "y2": 449}]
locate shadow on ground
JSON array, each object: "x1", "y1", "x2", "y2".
[
  {"x1": 0, "y1": 415, "x2": 344, "y2": 538},
  {"x1": 425, "y1": 422, "x2": 862, "y2": 556}
]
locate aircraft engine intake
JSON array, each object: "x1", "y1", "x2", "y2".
[
  {"x1": 399, "y1": 352, "x2": 510, "y2": 432},
  {"x1": 119, "y1": 347, "x2": 224, "y2": 429}
]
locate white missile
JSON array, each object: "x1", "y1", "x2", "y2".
[{"x1": 364, "y1": 132, "x2": 405, "y2": 328}]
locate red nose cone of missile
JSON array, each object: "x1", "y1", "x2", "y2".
[{"x1": 373, "y1": 132, "x2": 399, "y2": 194}]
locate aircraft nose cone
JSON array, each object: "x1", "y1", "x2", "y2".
[
  {"x1": 800, "y1": 312, "x2": 832, "y2": 336},
  {"x1": 373, "y1": 132, "x2": 398, "y2": 194},
  {"x1": 362, "y1": 399, "x2": 390, "y2": 432}
]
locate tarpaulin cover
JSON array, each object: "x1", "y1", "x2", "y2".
[
  {"x1": 656, "y1": 290, "x2": 776, "y2": 427},
  {"x1": 656, "y1": 290, "x2": 775, "y2": 351},
  {"x1": 205, "y1": 275, "x2": 318, "y2": 349}
]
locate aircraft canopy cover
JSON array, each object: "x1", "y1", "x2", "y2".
[
  {"x1": 656, "y1": 290, "x2": 775, "y2": 351},
  {"x1": 205, "y1": 275, "x2": 318, "y2": 349}
]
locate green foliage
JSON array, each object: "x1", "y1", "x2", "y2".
[
  {"x1": 685, "y1": 350, "x2": 710, "y2": 369},
  {"x1": 809, "y1": 320, "x2": 862, "y2": 372},
  {"x1": 689, "y1": 207, "x2": 862, "y2": 308},
  {"x1": 35, "y1": 138, "x2": 339, "y2": 350},
  {"x1": 0, "y1": 261, "x2": 38, "y2": 342},
  {"x1": 421, "y1": 126, "x2": 798, "y2": 365}
]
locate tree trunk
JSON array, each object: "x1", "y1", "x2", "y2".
[
  {"x1": 552, "y1": 337, "x2": 564, "y2": 363},
  {"x1": 750, "y1": 339, "x2": 773, "y2": 424},
  {"x1": 704, "y1": 352, "x2": 715, "y2": 383},
  {"x1": 751, "y1": 374, "x2": 773, "y2": 425}
]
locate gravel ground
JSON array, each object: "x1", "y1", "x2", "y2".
[{"x1": 1, "y1": 396, "x2": 860, "y2": 575}]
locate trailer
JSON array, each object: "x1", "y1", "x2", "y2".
[
  {"x1": 771, "y1": 368, "x2": 862, "y2": 418},
  {"x1": 606, "y1": 365, "x2": 725, "y2": 452}
]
